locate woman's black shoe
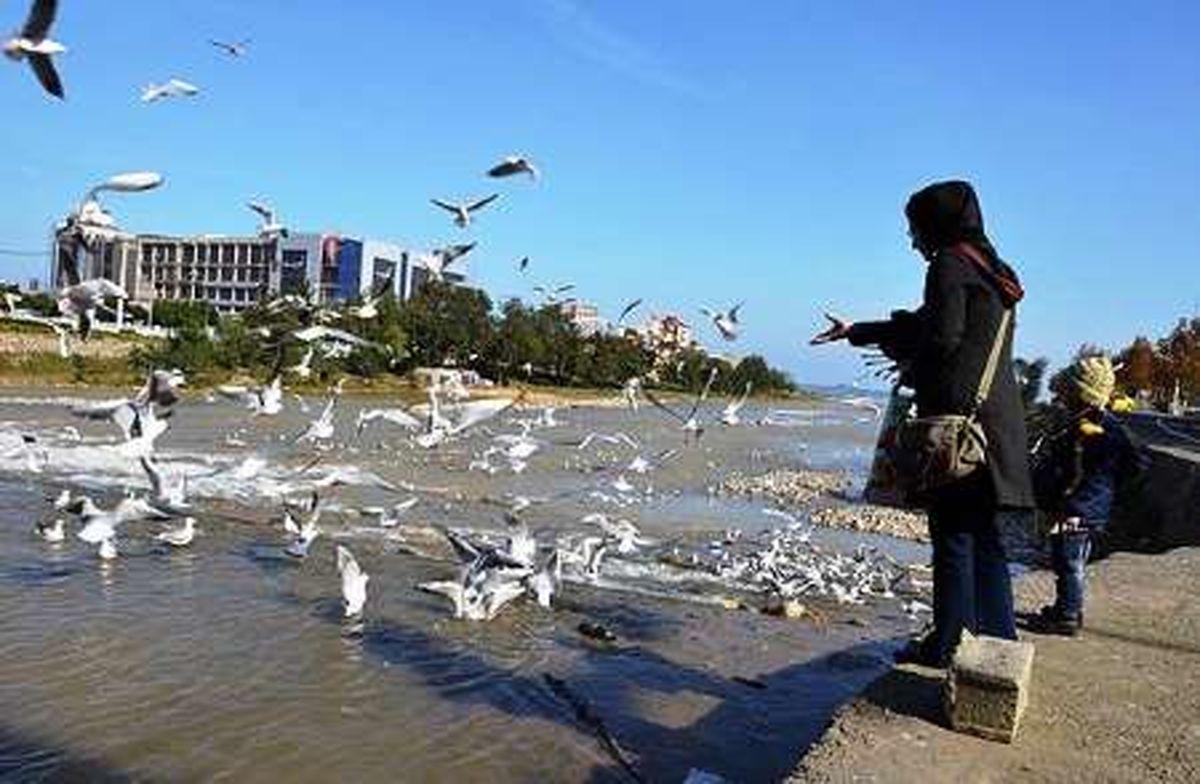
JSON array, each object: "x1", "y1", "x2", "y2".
[{"x1": 894, "y1": 635, "x2": 945, "y2": 667}]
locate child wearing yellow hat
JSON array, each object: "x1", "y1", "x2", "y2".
[{"x1": 1027, "y1": 355, "x2": 1146, "y2": 635}]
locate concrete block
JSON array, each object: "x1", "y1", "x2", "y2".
[{"x1": 944, "y1": 631, "x2": 1035, "y2": 743}]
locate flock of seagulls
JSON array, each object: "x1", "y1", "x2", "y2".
[{"x1": 19, "y1": 353, "x2": 909, "y2": 633}]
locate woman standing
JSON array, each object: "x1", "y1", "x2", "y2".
[{"x1": 812, "y1": 180, "x2": 1034, "y2": 666}]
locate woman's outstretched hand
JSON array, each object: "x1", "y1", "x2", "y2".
[{"x1": 810, "y1": 312, "x2": 853, "y2": 345}]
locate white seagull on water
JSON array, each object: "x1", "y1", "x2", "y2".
[
  {"x1": 156, "y1": 517, "x2": 197, "y2": 548},
  {"x1": 337, "y1": 545, "x2": 369, "y2": 618},
  {"x1": 3, "y1": 0, "x2": 65, "y2": 99}
]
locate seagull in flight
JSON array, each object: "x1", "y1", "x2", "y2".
[
  {"x1": 430, "y1": 194, "x2": 500, "y2": 228},
  {"x1": 643, "y1": 366, "x2": 719, "y2": 442},
  {"x1": 359, "y1": 497, "x2": 418, "y2": 528},
  {"x1": 209, "y1": 38, "x2": 249, "y2": 57},
  {"x1": 517, "y1": 256, "x2": 530, "y2": 273},
  {"x1": 217, "y1": 375, "x2": 284, "y2": 416},
  {"x1": 532, "y1": 283, "x2": 575, "y2": 305},
  {"x1": 57, "y1": 278, "x2": 127, "y2": 340},
  {"x1": 420, "y1": 243, "x2": 475, "y2": 282},
  {"x1": 295, "y1": 395, "x2": 337, "y2": 443},
  {"x1": 283, "y1": 492, "x2": 321, "y2": 558},
  {"x1": 487, "y1": 156, "x2": 539, "y2": 181},
  {"x1": 356, "y1": 406, "x2": 423, "y2": 437},
  {"x1": 349, "y1": 268, "x2": 395, "y2": 320},
  {"x1": 617, "y1": 299, "x2": 643, "y2": 324},
  {"x1": 720, "y1": 381, "x2": 753, "y2": 426},
  {"x1": 140, "y1": 456, "x2": 189, "y2": 513},
  {"x1": 141, "y1": 78, "x2": 199, "y2": 103},
  {"x1": 3, "y1": 0, "x2": 65, "y2": 99},
  {"x1": 337, "y1": 545, "x2": 369, "y2": 618},
  {"x1": 700, "y1": 303, "x2": 742, "y2": 341},
  {"x1": 247, "y1": 200, "x2": 288, "y2": 239}
]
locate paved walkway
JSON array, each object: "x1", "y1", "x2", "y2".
[{"x1": 791, "y1": 548, "x2": 1200, "y2": 783}]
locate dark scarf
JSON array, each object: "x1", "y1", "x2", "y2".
[{"x1": 905, "y1": 180, "x2": 1024, "y2": 306}]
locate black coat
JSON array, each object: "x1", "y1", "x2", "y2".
[{"x1": 849, "y1": 248, "x2": 1035, "y2": 509}]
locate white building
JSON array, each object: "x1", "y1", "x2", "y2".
[
  {"x1": 52, "y1": 227, "x2": 464, "y2": 314},
  {"x1": 560, "y1": 300, "x2": 602, "y2": 336}
]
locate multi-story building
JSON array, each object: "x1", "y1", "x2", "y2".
[
  {"x1": 559, "y1": 300, "x2": 602, "y2": 336},
  {"x1": 52, "y1": 228, "x2": 463, "y2": 314},
  {"x1": 53, "y1": 232, "x2": 278, "y2": 313}
]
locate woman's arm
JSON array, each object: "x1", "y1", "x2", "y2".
[{"x1": 847, "y1": 309, "x2": 924, "y2": 362}]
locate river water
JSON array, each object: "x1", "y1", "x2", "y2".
[{"x1": 0, "y1": 390, "x2": 926, "y2": 783}]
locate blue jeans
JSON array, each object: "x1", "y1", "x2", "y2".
[
  {"x1": 928, "y1": 497, "x2": 1017, "y2": 664},
  {"x1": 1050, "y1": 531, "x2": 1092, "y2": 620}
]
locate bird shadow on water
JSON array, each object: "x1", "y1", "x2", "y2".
[
  {"x1": 0, "y1": 723, "x2": 158, "y2": 784},
  {"x1": 342, "y1": 604, "x2": 903, "y2": 784}
]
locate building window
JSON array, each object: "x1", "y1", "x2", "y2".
[{"x1": 280, "y1": 249, "x2": 308, "y2": 295}]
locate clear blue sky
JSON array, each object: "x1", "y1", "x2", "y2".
[{"x1": 2, "y1": 1, "x2": 1198, "y2": 385}]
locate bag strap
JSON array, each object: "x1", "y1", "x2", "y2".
[
  {"x1": 948, "y1": 242, "x2": 1013, "y2": 416},
  {"x1": 973, "y1": 308, "x2": 1011, "y2": 415}
]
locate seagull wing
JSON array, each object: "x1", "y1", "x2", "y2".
[
  {"x1": 448, "y1": 397, "x2": 518, "y2": 435},
  {"x1": 247, "y1": 201, "x2": 273, "y2": 222},
  {"x1": 215, "y1": 385, "x2": 252, "y2": 404},
  {"x1": 139, "y1": 456, "x2": 165, "y2": 497},
  {"x1": 379, "y1": 409, "x2": 423, "y2": 429},
  {"x1": 28, "y1": 53, "x2": 64, "y2": 99},
  {"x1": 642, "y1": 389, "x2": 687, "y2": 425},
  {"x1": 441, "y1": 243, "x2": 476, "y2": 264},
  {"x1": 442, "y1": 528, "x2": 481, "y2": 564},
  {"x1": 728, "y1": 302, "x2": 744, "y2": 323},
  {"x1": 685, "y1": 367, "x2": 719, "y2": 420},
  {"x1": 336, "y1": 544, "x2": 361, "y2": 579},
  {"x1": 430, "y1": 199, "x2": 460, "y2": 214},
  {"x1": 23, "y1": 0, "x2": 58, "y2": 40},
  {"x1": 617, "y1": 298, "x2": 642, "y2": 322},
  {"x1": 466, "y1": 193, "x2": 500, "y2": 212}
]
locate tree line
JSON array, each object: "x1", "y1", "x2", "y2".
[{"x1": 40, "y1": 281, "x2": 799, "y2": 396}]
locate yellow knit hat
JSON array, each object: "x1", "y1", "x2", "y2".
[{"x1": 1072, "y1": 355, "x2": 1116, "y2": 408}]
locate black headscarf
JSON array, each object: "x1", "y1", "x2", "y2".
[{"x1": 905, "y1": 180, "x2": 1024, "y2": 305}]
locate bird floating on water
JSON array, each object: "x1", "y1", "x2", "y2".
[
  {"x1": 156, "y1": 517, "x2": 197, "y2": 548},
  {"x1": 337, "y1": 545, "x2": 369, "y2": 618}
]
